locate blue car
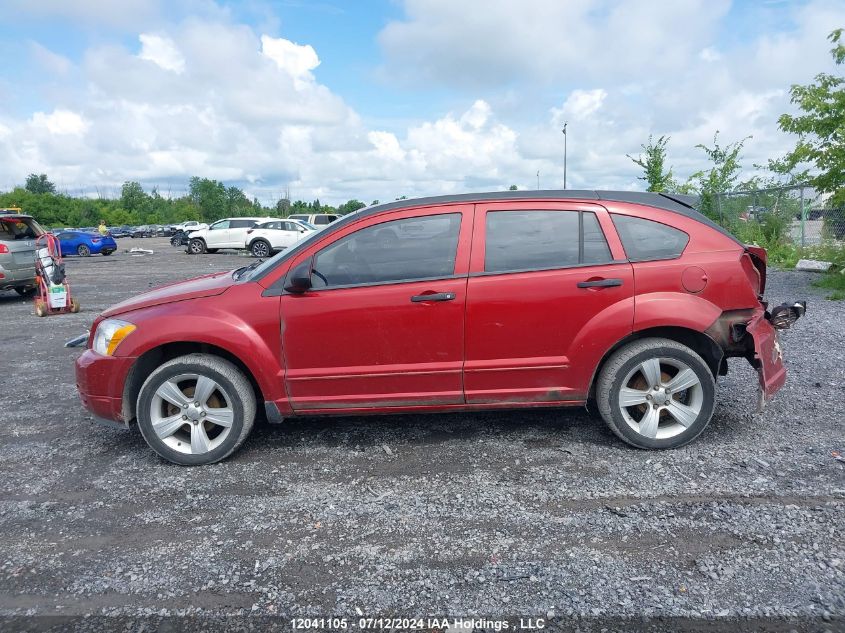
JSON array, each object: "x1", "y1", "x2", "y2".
[{"x1": 56, "y1": 231, "x2": 117, "y2": 257}]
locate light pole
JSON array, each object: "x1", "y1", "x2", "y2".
[
  {"x1": 562, "y1": 122, "x2": 568, "y2": 189},
  {"x1": 536, "y1": 170, "x2": 540, "y2": 190}
]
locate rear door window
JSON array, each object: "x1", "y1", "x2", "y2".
[
  {"x1": 484, "y1": 210, "x2": 612, "y2": 273},
  {"x1": 310, "y1": 213, "x2": 461, "y2": 288},
  {"x1": 611, "y1": 215, "x2": 689, "y2": 261}
]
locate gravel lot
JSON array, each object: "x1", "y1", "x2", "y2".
[{"x1": 0, "y1": 237, "x2": 843, "y2": 631}]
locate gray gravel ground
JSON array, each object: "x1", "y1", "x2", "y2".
[{"x1": 0, "y1": 237, "x2": 843, "y2": 632}]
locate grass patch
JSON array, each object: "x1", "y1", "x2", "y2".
[{"x1": 813, "y1": 270, "x2": 845, "y2": 300}]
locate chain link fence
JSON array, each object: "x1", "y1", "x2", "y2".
[{"x1": 714, "y1": 184, "x2": 845, "y2": 248}]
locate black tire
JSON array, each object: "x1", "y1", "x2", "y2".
[
  {"x1": 14, "y1": 286, "x2": 37, "y2": 297},
  {"x1": 596, "y1": 337, "x2": 716, "y2": 450},
  {"x1": 170, "y1": 237, "x2": 181, "y2": 247},
  {"x1": 102, "y1": 250, "x2": 113, "y2": 256},
  {"x1": 136, "y1": 354, "x2": 256, "y2": 466},
  {"x1": 250, "y1": 239, "x2": 271, "y2": 258},
  {"x1": 77, "y1": 244, "x2": 91, "y2": 257},
  {"x1": 188, "y1": 238, "x2": 206, "y2": 255}
]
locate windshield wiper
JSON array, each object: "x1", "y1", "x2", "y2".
[{"x1": 233, "y1": 259, "x2": 263, "y2": 281}]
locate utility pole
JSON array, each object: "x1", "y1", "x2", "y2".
[
  {"x1": 536, "y1": 171, "x2": 540, "y2": 190},
  {"x1": 562, "y1": 122, "x2": 568, "y2": 189}
]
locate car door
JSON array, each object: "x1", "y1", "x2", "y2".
[
  {"x1": 57, "y1": 232, "x2": 76, "y2": 256},
  {"x1": 280, "y1": 221, "x2": 306, "y2": 248},
  {"x1": 279, "y1": 206, "x2": 472, "y2": 411},
  {"x1": 464, "y1": 202, "x2": 634, "y2": 403},
  {"x1": 205, "y1": 220, "x2": 230, "y2": 248},
  {"x1": 228, "y1": 219, "x2": 257, "y2": 248}
]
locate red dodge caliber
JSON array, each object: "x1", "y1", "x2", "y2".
[{"x1": 74, "y1": 191, "x2": 805, "y2": 465}]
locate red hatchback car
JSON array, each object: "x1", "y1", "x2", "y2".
[{"x1": 74, "y1": 191, "x2": 805, "y2": 465}]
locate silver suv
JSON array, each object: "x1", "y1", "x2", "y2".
[{"x1": 0, "y1": 210, "x2": 44, "y2": 296}]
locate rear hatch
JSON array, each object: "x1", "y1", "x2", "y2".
[{"x1": 0, "y1": 215, "x2": 44, "y2": 271}]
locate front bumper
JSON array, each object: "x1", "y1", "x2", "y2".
[{"x1": 75, "y1": 349, "x2": 135, "y2": 426}]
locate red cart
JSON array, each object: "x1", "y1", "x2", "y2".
[{"x1": 34, "y1": 233, "x2": 79, "y2": 317}]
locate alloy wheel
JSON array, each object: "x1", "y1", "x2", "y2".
[
  {"x1": 617, "y1": 357, "x2": 703, "y2": 440},
  {"x1": 149, "y1": 373, "x2": 234, "y2": 455}
]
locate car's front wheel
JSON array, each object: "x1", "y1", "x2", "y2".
[
  {"x1": 188, "y1": 238, "x2": 206, "y2": 255},
  {"x1": 136, "y1": 354, "x2": 256, "y2": 466},
  {"x1": 596, "y1": 337, "x2": 715, "y2": 449}
]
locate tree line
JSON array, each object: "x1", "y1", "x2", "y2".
[{"x1": 0, "y1": 175, "x2": 372, "y2": 228}]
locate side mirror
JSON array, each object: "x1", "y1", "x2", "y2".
[{"x1": 284, "y1": 261, "x2": 313, "y2": 293}]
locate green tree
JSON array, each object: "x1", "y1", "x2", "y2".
[
  {"x1": 370, "y1": 200, "x2": 380, "y2": 206},
  {"x1": 337, "y1": 199, "x2": 366, "y2": 215},
  {"x1": 276, "y1": 197, "x2": 291, "y2": 215},
  {"x1": 688, "y1": 132, "x2": 751, "y2": 218},
  {"x1": 25, "y1": 173, "x2": 56, "y2": 194},
  {"x1": 627, "y1": 135, "x2": 674, "y2": 192},
  {"x1": 774, "y1": 29, "x2": 845, "y2": 205},
  {"x1": 189, "y1": 177, "x2": 227, "y2": 220},
  {"x1": 508, "y1": 184, "x2": 518, "y2": 190},
  {"x1": 120, "y1": 181, "x2": 147, "y2": 214}
]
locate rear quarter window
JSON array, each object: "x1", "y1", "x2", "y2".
[
  {"x1": 0, "y1": 217, "x2": 43, "y2": 241},
  {"x1": 611, "y1": 214, "x2": 689, "y2": 261}
]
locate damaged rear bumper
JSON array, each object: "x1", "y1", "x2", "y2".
[{"x1": 746, "y1": 301, "x2": 806, "y2": 409}]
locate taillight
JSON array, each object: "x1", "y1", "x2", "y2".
[
  {"x1": 0, "y1": 244, "x2": 8, "y2": 254},
  {"x1": 92, "y1": 238, "x2": 100, "y2": 243}
]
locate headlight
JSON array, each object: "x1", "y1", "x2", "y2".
[{"x1": 92, "y1": 319, "x2": 136, "y2": 356}]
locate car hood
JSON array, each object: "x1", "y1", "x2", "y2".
[{"x1": 101, "y1": 271, "x2": 235, "y2": 318}]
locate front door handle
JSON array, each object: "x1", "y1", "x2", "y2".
[
  {"x1": 411, "y1": 292, "x2": 456, "y2": 302},
  {"x1": 577, "y1": 278, "x2": 623, "y2": 289}
]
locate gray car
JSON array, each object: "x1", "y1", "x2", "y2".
[{"x1": 0, "y1": 210, "x2": 44, "y2": 297}]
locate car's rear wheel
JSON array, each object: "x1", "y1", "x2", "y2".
[
  {"x1": 77, "y1": 244, "x2": 91, "y2": 257},
  {"x1": 14, "y1": 286, "x2": 36, "y2": 297},
  {"x1": 188, "y1": 238, "x2": 206, "y2": 255},
  {"x1": 136, "y1": 354, "x2": 256, "y2": 466},
  {"x1": 250, "y1": 239, "x2": 271, "y2": 258},
  {"x1": 596, "y1": 338, "x2": 715, "y2": 449},
  {"x1": 102, "y1": 250, "x2": 114, "y2": 256}
]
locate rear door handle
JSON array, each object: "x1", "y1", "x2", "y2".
[
  {"x1": 411, "y1": 292, "x2": 456, "y2": 302},
  {"x1": 577, "y1": 278, "x2": 623, "y2": 289}
]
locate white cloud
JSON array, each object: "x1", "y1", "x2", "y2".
[
  {"x1": 139, "y1": 34, "x2": 186, "y2": 73},
  {"x1": 554, "y1": 89, "x2": 608, "y2": 121},
  {"x1": 261, "y1": 35, "x2": 320, "y2": 80},
  {"x1": 31, "y1": 110, "x2": 89, "y2": 136}
]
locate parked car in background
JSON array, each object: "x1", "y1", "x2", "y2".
[
  {"x1": 245, "y1": 218, "x2": 316, "y2": 257},
  {"x1": 131, "y1": 225, "x2": 152, "y2": 238},
  {"x1": 110, "y1": 226, "x2": 132, "y2": 238},
  {"x1": 287, "y1": 213, "x2": 339, "y2": 227},
  {"x1": 57, "y1": 231, "x2": 117, "y2": 257},
  {"x1": 186, "y1": 217, "x2": 275, "y2": 254},
  {"x1": 155, "y1": 225, "x2": 174, "y2": 237},
  {"x1": 73, "y1": 190, "x2": 806, "y2": 465},
  {"x1": 0, "y1": 209, "x2": 44, "y2": 297}
]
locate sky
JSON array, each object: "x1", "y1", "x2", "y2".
[{"x1": 0, "y1": 0, "x2": 843, "y2": 206}]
